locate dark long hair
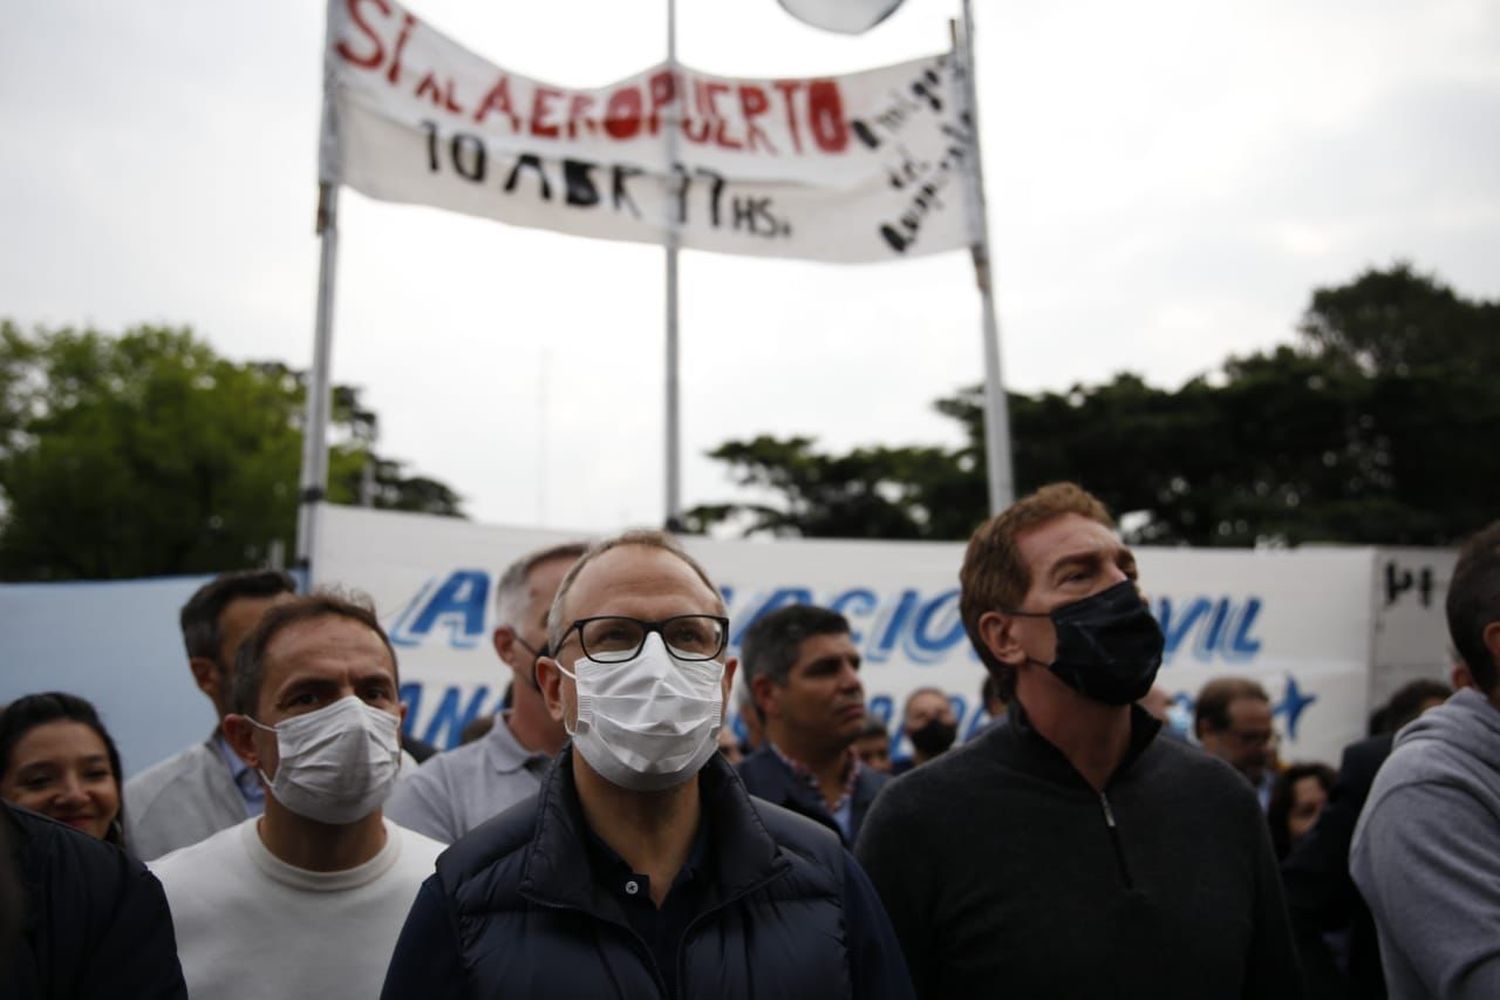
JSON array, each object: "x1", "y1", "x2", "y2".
[
  {"x1": 0, "y1": 692, "x2": 127, "y2": 850},
  {"x1": 1267, "y1": 761, "x2": 1336, "y2": 861}
]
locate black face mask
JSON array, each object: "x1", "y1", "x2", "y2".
[
  {"x1": 907, "y1": 718, "x2": 958, "y2": 757},
  {"x1": 1008, "y1": 580, "x2": 1164, "y2": 706}
]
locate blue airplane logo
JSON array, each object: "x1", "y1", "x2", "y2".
[{"x1": 1275, "y1": 675, "x2": 1317, "y2": 740}]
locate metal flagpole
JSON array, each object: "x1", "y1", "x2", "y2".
[
  {"x1": 955, "y1": 0, "x2": 1016, "y2": 513},
  {"x1": 664, "y1": 0, "x2": 684, "y2": 531},
  {"x1": 294, "y1": 181, "x2": 340, "y2": 582}
]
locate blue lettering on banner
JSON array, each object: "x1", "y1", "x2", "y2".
[
  {"x1": 1156, "y1": 596, "x2": 1263, "y2": 664},
  {"x1": 829, "y1": 588, "x2": 878, "y2": 647},
  {"x1": 729, "y1": 587, "x2": 814, "y2": 647},
  {"x1": 400, "y1": 682, "x2": 498, "y2": 750},
  {"x1": 903, "y1": 589, "x2": 964, "y2": 663},
  {"x1": 727, "y1": 586, "x2": 974, "y2": 665},
  {"x1": 386, "y1": 575, "x2": 1268, "y2": 673},
  {"x1": 389, "y1": 570, "x2": 491, "y2": 649},
  {"x1": 871, "y1": 589, "x2": 920, "y2": 663}
]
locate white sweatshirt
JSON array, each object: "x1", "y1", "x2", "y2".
[{"x1": 151, "y1": 816, "x2": 442, "y2": 1000}]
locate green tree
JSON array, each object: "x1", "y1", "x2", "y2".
[
  {"x1": 0, "y1": 322, "x2": 463, "y2": 580},
  {"x1": 689, "y1": 263, "x2": 1500, "y2": 546},
  {"x1": 681, "y1": 435, "x2": 981, "y2": 540},
  {"x1": 1298, "y1": 261, "x2": 1500, "y2": 377}
]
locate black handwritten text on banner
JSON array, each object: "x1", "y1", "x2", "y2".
[{"x1": 321, "y1": 0, "x2": 977, "y2": 263}]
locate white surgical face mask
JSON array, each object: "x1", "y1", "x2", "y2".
[
  {"x1": 559, "y1": 632, "x2": 725, "y2": 792},
  {"x1": 249, "y1": 695, "x2": 402, "y2": 825}
]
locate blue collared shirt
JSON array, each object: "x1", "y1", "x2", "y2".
[
  {"x1": 767, "y1": 741, "x2": 862, "y2": 842},
  {"x1": 214, "y1": 734, "x2": 265, "y2": 817}
]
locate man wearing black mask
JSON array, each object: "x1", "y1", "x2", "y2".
[
  {"x1": 856, "y1": 482, "x2": 1303, "y2": 1000},
  {"x1": 890, "y1": 688, "x2": 958, "y2": 775}
]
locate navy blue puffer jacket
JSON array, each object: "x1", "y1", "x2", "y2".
[{"x1": 385, "y1": 749, "x2": 857, "y2": 999}]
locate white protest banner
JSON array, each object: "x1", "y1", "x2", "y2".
[
  {"x1": 1369, "y1": 547, "x2": 1460, "y2": 706},
  {"x1": 320, "y1": 0, "x2": 975, "y2": 262},
  {"x1": 309, "y1": 504, "x2": 1452, "y2": 768}
]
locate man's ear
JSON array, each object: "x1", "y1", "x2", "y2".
[
  {"x1": 977, "y1": 611, "x2": 1026, "y2": 668},
  {"x1": 536, "y1": 656, "x2": 566, "y2": 723},
  {"x1": 189, "y1": 656, "x2": 221, "y2": 701},
  {"x1": 1451, "y1": 659, "x2": 1474, "y2": 691},
  {"x1": 222, "y1": 714, "x2": 262, "y2": 770},
  {"x1": 750, "y1": 673, "x2": 778, "y2": 721},
  {"x1": 492, "y1": 626, "x2": 518, "y2": 667},
  {"x1": 720, "y1": 658, "x2": 738, "y2": 705},
  {"x1": 1483, "y1": 621, "x2": 1500, "y2": 672}
]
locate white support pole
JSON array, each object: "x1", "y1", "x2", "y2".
[
  {"x1": 663, "y1": 0, "x2": 684, "y2": 530},
  {"x1": 294, "y1": 181, "x2": 340, "y2": 581},
  {"x1": 956, "y1": 0, "x2": 1016, "y2": 513}
]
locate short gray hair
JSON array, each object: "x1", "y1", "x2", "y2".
[
  {"x1": 546, "y1": 529, "x2": 725, "y2": 653},
  {"x1": 493, "y1": 542, "x2": 590, "y2": 631}
]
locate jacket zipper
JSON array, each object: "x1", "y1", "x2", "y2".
[
  {"x1": 521, "y1": 895, "x2": 672, "y2": 998},
  {"x1": 1098, "y1": 791, "x2": 1135, "y2": 890},
  {"x1": 673, "y1": 866, "x2": 792, "y2": 999}
]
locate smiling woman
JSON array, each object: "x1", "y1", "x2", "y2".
[{"x1": 0, "y1": 692, "x2": 126, "y2": 850}]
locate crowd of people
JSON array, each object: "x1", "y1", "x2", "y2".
[{"x1": 1, "y1": 481, "x2": 1497, "y2": 999}]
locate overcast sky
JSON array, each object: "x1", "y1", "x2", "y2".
[{"x1": 2, "y1": 0, "x2": 1496, "y2": 532}]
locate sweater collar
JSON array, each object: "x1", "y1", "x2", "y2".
[{"x1": 1002, "y1": 697, "x2": 1162, "y2": 790}]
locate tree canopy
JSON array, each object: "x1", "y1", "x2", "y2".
[
  {"x1": 686, "y1": 263, "x2": 1500, "y2": 546},
  {"x1": 0, "y1": 322, "x2": 462, "y2": 580}
]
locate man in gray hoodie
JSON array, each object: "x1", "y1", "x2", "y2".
[{"x1": 1351, "y1": 520, "x2": 1500, "y2": 999}]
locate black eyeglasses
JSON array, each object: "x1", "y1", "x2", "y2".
[{"x1": 558, "y1": 615, "x2": 729, "y2": 664}]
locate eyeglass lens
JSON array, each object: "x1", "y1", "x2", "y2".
[{"x1": 579, "y1": 616, "x2": 725, "y2": 662}]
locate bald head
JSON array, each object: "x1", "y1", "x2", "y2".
[{"x1": 546, "y1": 530, "x2": 724, "y2": 653}]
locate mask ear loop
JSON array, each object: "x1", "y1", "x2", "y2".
[
  {"x1": 554, "y1": 660, "x2": 586, "y2": 738},
  {"x1": 512, "y1": 636, "x2": 549, "y2": 693},
  {"x1": 994, "y1": 606, "x2": 1059, "y2": 671},
  {"x1": 242, "y1": 715, "x2": 281, "y2": 786}
]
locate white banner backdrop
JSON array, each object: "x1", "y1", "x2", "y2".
[
  {"x1": 321, "y1": 0, "x2": 975, "y2": 261},
  {"x1": 0, "y1": 510, "x2": 1456, "y2": 779},
  {"x1": 1368, "y1": 546, "x2": 1460, "y2": 707},
  {"x1": 310, "y1": 504, "x2": 1455, "y2": 768}
]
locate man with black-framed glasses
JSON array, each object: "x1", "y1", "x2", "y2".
[
  {"x1": 388, "y1": 542, "x2": 586, "y2": 844},
  {"x1": 382, "y1": 528, "x2": 915, "y2": 1000}
]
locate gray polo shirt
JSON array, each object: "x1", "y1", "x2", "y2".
[
  {"x1": 385, "y1": 715, "x2": 552, "y2": 844},
  {"x1": 125, "y1": 735, "x2": 249, "y2": 861}
]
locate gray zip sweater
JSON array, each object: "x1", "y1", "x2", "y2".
[
  {"x1": 1351, "y1": 687, "x2": 1500, "y2": 999},
  {"x1": 855, "y1": 703, "x2": 1303, "y2": 1000}
]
